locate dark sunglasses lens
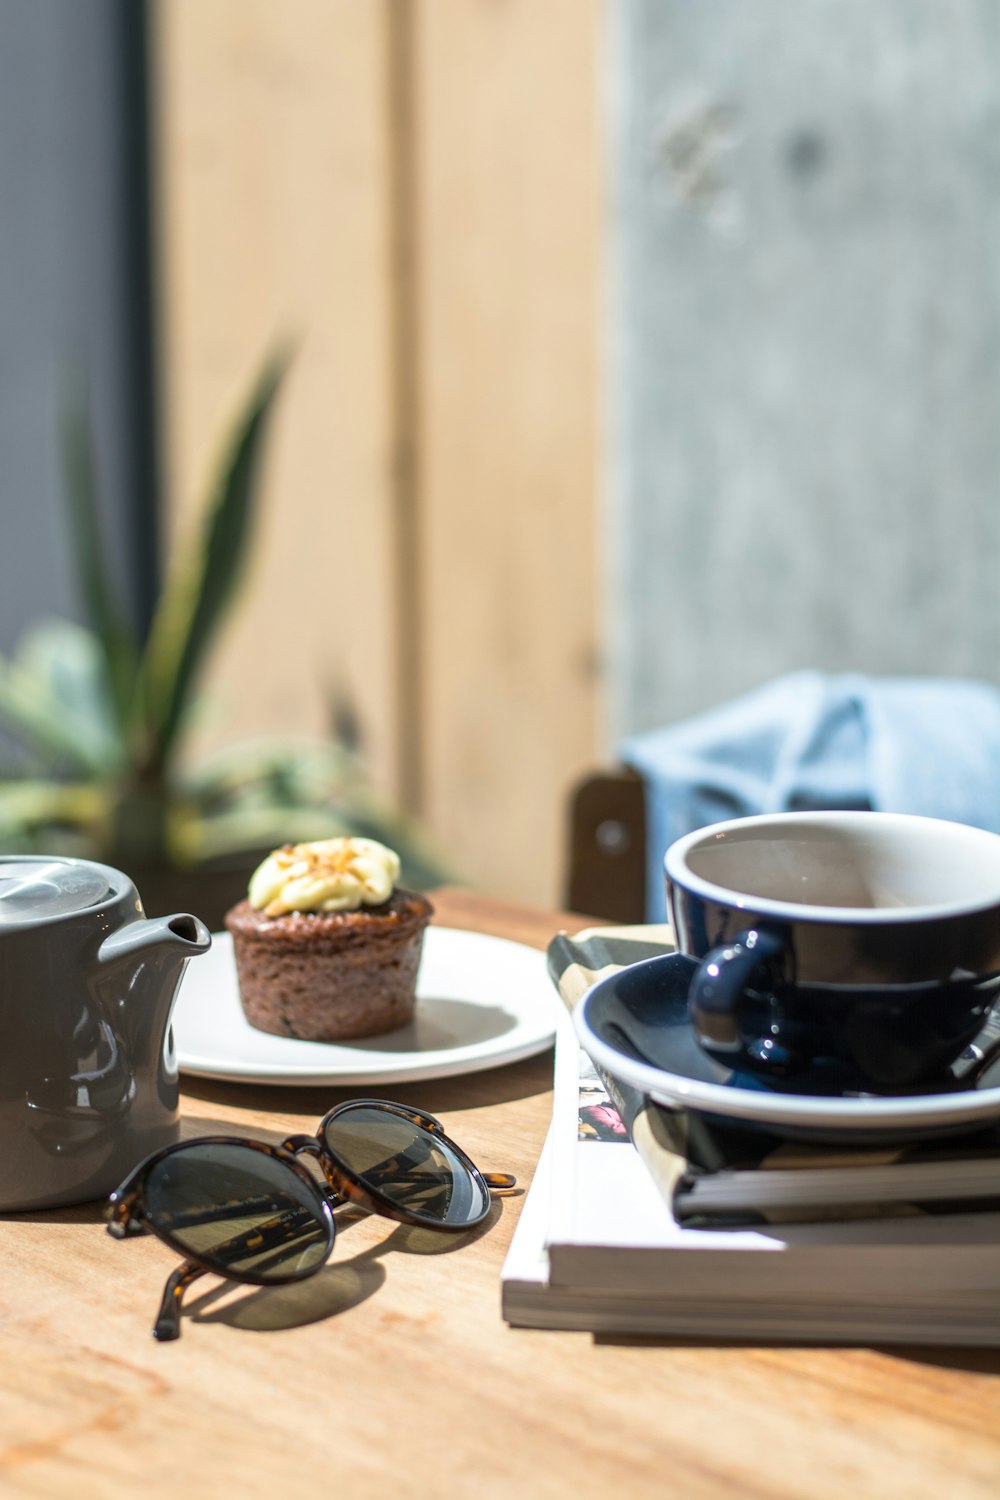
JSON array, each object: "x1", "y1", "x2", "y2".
[
  {"x1": 323, "y1": 1105, "x2": 489, "y2": 1226},
  {"x1": 143, "y1": 1142, "x2": 332, "y2": 1281}
]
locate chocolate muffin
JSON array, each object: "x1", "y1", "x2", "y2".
[{"x1": 225, "y1": 838, "x2": 433, "y2": 1042}]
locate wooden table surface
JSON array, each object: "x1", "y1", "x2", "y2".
[{"x1": 1, "y1": 887, "x2": 998, "y2": 1499}]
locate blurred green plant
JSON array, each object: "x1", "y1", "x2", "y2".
[{"x1": 0, "y1": 351, "x2": 445, "y2": 890}]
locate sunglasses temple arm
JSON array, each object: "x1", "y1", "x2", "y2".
[
  {"x1": 483, "y1": 1172, "x2": 517, "y2": 1194},
  {"x1": 153, "y1": 1261, "x2": 206, "y2": 1342}
]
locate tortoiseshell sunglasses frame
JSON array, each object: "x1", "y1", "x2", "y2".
[{"x1": 106, "y1": 1097, "x2": 516, "y2": 1341}]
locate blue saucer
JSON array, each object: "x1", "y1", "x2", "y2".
[{"x1": 575, "y1": 951, "x2": 1000, "y2": 1145}]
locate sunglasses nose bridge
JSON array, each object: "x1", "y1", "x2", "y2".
[
  {"x1": 281, "y1": 1133, "x2": 322, "y2": 1158},
  {"x1": 282, "y1": 1133, "x2": 354, "y2": 1205}
]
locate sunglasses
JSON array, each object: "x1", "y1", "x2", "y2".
[{"x1": 106, "y1": 1098, "x2": 516, "y2": 1341}]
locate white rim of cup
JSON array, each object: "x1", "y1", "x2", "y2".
[{"x1": 663, "y1": 810, "x2": 1000, "y2": 925}]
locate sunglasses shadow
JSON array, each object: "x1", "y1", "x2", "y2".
[
  {"x1": 185, "y1": 1208, "x2": 503, "y2": 1336},
  {"x1": 188, "y1": 1244, "x2": 387, "y2": 1334}
]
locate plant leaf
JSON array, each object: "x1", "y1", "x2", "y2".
[
  {"x1": 60, "y1": 375, "x2": 139, "y2": 731},
  {"x1": 13, "y1": 618, "x2": 124, "y2": 769},
  {"x1": 0, "y1": 778, "x2": 108, "y2": 851},
  {"x1": 136, "y1": 347, "x2": 291, "y2": 773},
  {"x1": 0, "y1": 620, "x2": 122, "y2": 776}
]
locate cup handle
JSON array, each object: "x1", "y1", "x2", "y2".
[{"x1": 687, "y1": 926, "x2": 788, "y2": 1058}]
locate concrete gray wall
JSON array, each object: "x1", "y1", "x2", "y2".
[
  {"x1": 609, "y1": 0, "x2": 1000, "y2": 739},
  {"x1": 0, "y1": 0, "x2": 150, "y2": 654}
]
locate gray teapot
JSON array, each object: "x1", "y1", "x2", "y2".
[{"x1": 0, "y1": 856, "x2": 211, "y2": 1211}]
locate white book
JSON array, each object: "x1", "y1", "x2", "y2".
[{"x1": 501, "y1": 1013, "x2": 1000, "y2": 1344}]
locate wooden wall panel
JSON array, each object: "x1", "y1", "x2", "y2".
[
  {"x1": 155, "y1": 0, "x2": 605, "y2": 907},
  {"x1": 153, "y1": 0, "x2": 399, "y2": 793},
  {"x1": 411, "y1": 0, "x2": 605, "y2": 904}
]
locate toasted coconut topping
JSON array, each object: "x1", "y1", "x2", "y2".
[{"x1": 247, "y1": 837, "x2": 400, "y2": 917}]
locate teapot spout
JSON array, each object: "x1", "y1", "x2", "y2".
[
  {"x1": 98, "y1": 912, "x2": 212, "y2": 972},
  {"x1": 97, "y1": 912, "x2": 212, "y2": 1072}
]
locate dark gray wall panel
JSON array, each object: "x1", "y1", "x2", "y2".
[{"x1": 0, "y1": 0, "x2": 143, "y2": 652}]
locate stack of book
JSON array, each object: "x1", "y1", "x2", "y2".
[{"x1": 500, "y1": 928, "x2": 1000, "y2": 1345}]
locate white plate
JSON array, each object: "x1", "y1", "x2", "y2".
[{"x1": 173, "y1": 926, "x2": 558, "y2": 1086}]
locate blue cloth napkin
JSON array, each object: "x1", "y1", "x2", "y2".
[{"x1": 621, "y1": 671, "x2": 1000, "y2": 920}]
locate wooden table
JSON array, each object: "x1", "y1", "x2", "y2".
[{"x1": 1, "y1": 888, "x2": 998, "y2": 1499}]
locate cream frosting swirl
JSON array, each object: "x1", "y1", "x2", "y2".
[{"x1": 247, "y1": 837, "x2": 400, "y2": 917}]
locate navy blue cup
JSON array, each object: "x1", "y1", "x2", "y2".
[{"x1": 664, "y1": 812, "x2": 1000, "y2": 1091}]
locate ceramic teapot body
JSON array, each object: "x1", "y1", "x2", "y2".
[{"x1": 0, "y1": 857, "x2": 211, "y2": 1210}]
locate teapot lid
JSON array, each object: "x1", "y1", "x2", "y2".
[{"x1": 0, "y1": 859, "x2": 116, "y2": 924}]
